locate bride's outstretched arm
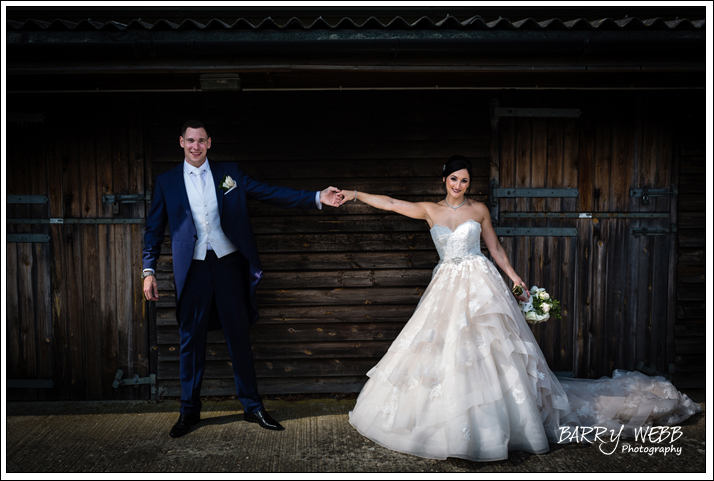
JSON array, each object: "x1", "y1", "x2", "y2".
[
  {"x1": 340, "y1": 190, "x2": 430, "y2": 221},
  {"x1": 477, "y1": 204, "x2": 530, "y2": 300}
]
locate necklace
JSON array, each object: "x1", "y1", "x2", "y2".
[{"x1": 444, "y1": 197, "x2": 467, "y2": 210}]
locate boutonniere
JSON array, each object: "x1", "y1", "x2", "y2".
[{"x1": 217, "y1": 174, "x2": 236, "y2": 193}]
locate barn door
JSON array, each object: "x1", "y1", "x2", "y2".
[
  {"x1": 6, "y1": 102, "x2": 151, "y2": 400},
  {"x1": 490, "y1": 96, "x2": 677, "y2": 380}
]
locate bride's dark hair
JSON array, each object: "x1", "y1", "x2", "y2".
[{"x1": 442, "y1": 155, "x2": 473, "y2": 179}]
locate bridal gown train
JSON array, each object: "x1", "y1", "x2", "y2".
[{"x1": 348, "y1": 219, "x2": 702, "y2": 462}]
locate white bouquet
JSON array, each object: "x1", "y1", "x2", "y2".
[{"x1": 515, "y1": 286, "x2": 561, "y2": 324}]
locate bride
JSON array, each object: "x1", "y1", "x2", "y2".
[{"x1": 341, "y1": 155, "x2": 702, "y2": 462}]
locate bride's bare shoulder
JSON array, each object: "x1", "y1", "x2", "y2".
[{"x1": 469, "y1": 200, "x2": 491, "y2": 221}]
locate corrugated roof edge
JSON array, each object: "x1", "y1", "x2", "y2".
[{"x1": 6, "y1": 16, "x2": 706, "y2": 31}]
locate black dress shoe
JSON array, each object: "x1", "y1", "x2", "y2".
[
  {"x1": 169, "y1": 413, "x2": 201, "y2": 438},
  {"x1": 244, "y1": 410, "x2": 285, "y2": 431}
]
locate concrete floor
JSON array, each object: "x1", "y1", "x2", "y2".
[{"x1": 5, "y1": 390, "x2": 708, "y2": 473}]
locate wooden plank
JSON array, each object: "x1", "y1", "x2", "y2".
[
  {"x1": 6, "y1": 243, "x2": 23, "y2": 402},
  {"x1": 674, "y1": 320, "x2": 706, "y2": 338},
  {"x1": 98, "y1": 224, "x2": 119, "y2": 399},
  {"x1": 676, "y1": 266, "x2": 705, "y2": 284},
  {"x1": 676, "y1": 284, "x2": 705, "y2": 302},
  {"x1": 151, "y1": 119, "x2": 485, "y2": 144},
  {"x1": 674, "y1": 338, "x2": 706, "y2": 355},
  {"x1": 158, "y1": 269, "x2": 434, "y2": 291},
  {"x1": 677, "y1": 248, "x2": 704, "y2": 265},
  {"x1": 154, "y1": 158, "x2": 489, "y2": 180},
  {"x1": 530, "y1": 117, "x2": 548, "y2": 352},
  {"x1": 650, "y1": 232, "x2": 670, "y2": 373},
  {"x1": 679, "y1": 156, "x2": 705, "y2": 175},
  {"x1": 678, "y1": 213, "x2": 705, "y2": 230},
  {"x1": 489, "y1": 98, "x2": 501, "y2": 226},
  {"x1": 593, "y1": 97, "x2": 612, "y2": 214},
  {"x1": 604, "y1": 219, "x2": 625, "y2": 373},
  {"x1": 590, "y1": 218, "x2": 608, "y2": 378},
  {"x1": 160, "y1": 233, "x2": 437, "y2": 254},
  {"x1": 64, "y1": 224, "x2": 87, "y2": 399},
  {"x1": 79, "y1": 114, "x2": 102, "y2": 400},
  {"x1": 114, "y1": 225, "x2": 134, "y2": 400},
  {"x1": 158, "y1": 376, "x2": 368, "y2": 396},
  {"x1": 150, "y1": 138, "x2": 489, "y2": 162},
  {"x1": 34, "y1": 242, "x2": 54, "y2": 401},
  {"x1": 7, "y1": 244, "x2": 22, "y2": 379},
  {"x1": 677, "y1": 194, "x2": 705, "y2": 212},
  {"x1": 158, "y1": 304, "x2": 417, "y2": 326},
  {"x1": 666, "y1": 108, "x2": 680, "y2": 376},
  {"x1": 248, "y1": 215, "x2": 430, "y2": 234},
  {"x1": 514, "y1": 116, "x2": 532, "y2": 335},
  {"x1": 159, "y1": 358, "x2": 379, "y2": 379},
  {"x1": 159, "y1": 341, "x2": 392, "y2": 362},
  {"x1": 157, "y1": 322, "x2": 405, "y2": 345},
  {"x1": 573, "y1": 220, "x2": 593, "y2": 378},
  {"x1": 673, "y1": 355, "x2": 706, "y2": 373},
  {"x1": 676, "y1": 303, "x2": 706, "y2": 319},
  {"x1": 678, "y1": 229, "x2": 706, "y2": 248},
  {"x1": 128, "y1": 108, "x2": 149, "y2": 400},
  {"x1": 158, "y1": 287, "x2": 423, "y2": 309}
]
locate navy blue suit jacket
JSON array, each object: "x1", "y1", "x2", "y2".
[{"x1": 142, "y1": 161, "x2": 318, "y2": 326}]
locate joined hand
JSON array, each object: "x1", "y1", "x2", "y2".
[{"x1": 321, "y1": 187, "x2": 344, "y2": 207}]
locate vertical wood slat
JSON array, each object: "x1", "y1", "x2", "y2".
[
  {"x1": 560, "y1": 118, "x2": 579, "y2": 374},
  {"x1": 113, "y1": 106, "x2": 135, "y2": 400},
  {"x1": 25, "y1": 119, "x2": 53, "y2": 400},
  {"x1": 80, "y1": 113, "x2": 103, "y2": 399},
  {"x1": 666, "y1": 103, "x2": 681, "y2": 377},
  {"x1": 130, "y1": 109, "x2": 150, "y2": 399},
  {"x1": 96, "y1": 116, "x2": 118, "y2": 399},
  {"x1": 574, "y1": 108, "x2": 595, "y2": 377},
  {"x1": 546, "y1": 118, "x2": 565, "y2": 369},
  {"x1": 514, "y1": 117, "x2": 531, "y2": 337},
  {"x1": 529, "y1": 118, "x2": 548, "y2": 351},
  {"x1": 498, "y1": 116, "x2": 516, "y2": 279},
  {"x1": 7, "y1": 244, "x2": 22, "y2": 401},
  {"x1": 47, "y1": 116, "x2": 72, "y2": 400}
]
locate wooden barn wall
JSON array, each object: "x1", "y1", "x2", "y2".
[
  {"x1": 673, "y1": 97, "x2": 706, "y2": 388},
  {"x1": 5, "y1": 89, "x2": 705, "y2": 400},
  {"x1": 149, "y1": 90, "x2": 493, "y2": 395},
  {"x1": 6, "y1": 95, "x2": 150, "y2": 401}
]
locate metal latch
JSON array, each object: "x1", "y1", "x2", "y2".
[
  {"x1": 630, "y1": 225, "x2": 677, "y2": 237},
  {"x1": 112, "y1": 369, "x2": 157, "y2": 394},
  {"x1": 630, "y1": 188, "x2": 677, "y2": 205},
  {"x1": 103, "y1": 193, "x2": 152, "y2": 214}
]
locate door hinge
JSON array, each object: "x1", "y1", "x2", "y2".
[
  {"x1": 112, "y1": 369, "x2": 157, "y2": 394},
  {"x1": 630, "y1": 188, "x2": 677, "y2": 205},
  {"x1": 495, "y1": 227, "x2": 578, "y2": 237},
  {"x1": 630, "y1": 225, "x2": 677, "y2": 237}
]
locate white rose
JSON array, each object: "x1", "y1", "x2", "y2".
[
  {"x1": 224, "y1": 175, "x2": 236, "y2": 189},
  {"x1": 542, "y1": 303, "x2": 551, "y2": 313},
  {"x1": 539, "y1": 291, "x2": 550, "y2": 301}
]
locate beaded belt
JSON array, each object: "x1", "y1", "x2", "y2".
[{"x1": 438, "y1": 254, "x2": 485, "y2": 266}]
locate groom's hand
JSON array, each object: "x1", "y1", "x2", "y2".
[
  {"x1": 143, "y1": 275, "x2": 159, "y2": 301},
  {"x1": 320, "y1": 187, "x2": 344, "y2": 207}
]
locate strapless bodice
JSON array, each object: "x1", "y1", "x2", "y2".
[{"x1": 430, "y1": 219, "x2": 485, "y2": 265}]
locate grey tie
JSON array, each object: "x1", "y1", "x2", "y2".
[{"x1": 195, "y1": 169, "x2": 206, "y2": 196}]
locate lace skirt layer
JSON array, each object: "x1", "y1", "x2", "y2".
[{"x1": 348, "y1": 256, "x2": 702, "y2": 462}]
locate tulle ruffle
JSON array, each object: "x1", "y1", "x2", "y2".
[{"x1": 348, "y1": 256, "x2": 702, "y2": 462}]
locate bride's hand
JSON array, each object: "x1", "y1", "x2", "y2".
[{"x1": 511, "y1": 277, "x2": 530, "y2": 302}]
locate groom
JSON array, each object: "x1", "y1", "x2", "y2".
[{"x1": 142, "y1": 120, "x2": 343, "y2": 437}]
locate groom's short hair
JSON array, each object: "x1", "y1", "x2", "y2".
[{"x1": 181, "y1": 120, "x2": 209, "y2": 138}]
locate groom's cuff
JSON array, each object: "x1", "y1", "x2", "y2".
[{"x1": 315, "y1": 191, "x2": 322, "y2": 210}]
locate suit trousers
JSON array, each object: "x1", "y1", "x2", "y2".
[{"x1": 177, "y1": 250, "x2": 263, "y2": 414}]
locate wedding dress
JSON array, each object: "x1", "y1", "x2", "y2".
[{"x1": 348, "y1": 219, "x2": 702, "y2": 462}]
